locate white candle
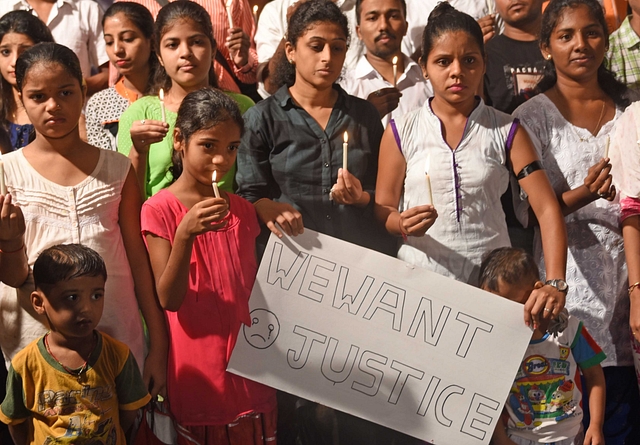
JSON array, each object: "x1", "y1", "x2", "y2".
[
  {"x1": 424, "y1": 156, "x2": 434, "y2": 206},
  {"x1": 159, "y1": 88, "x2": 166, "y2": 123},
  {"x1": 253, "y1": 4, "x2": 258, "y2": 23},
  {"x1": 604, "y1": 136, "x2": 610, "y2": 159},
  {"x1": 343, "y1": 131, "x2": 348, "y2": 171},
  {"x1": 392, "y1": 55, "x2": 398, "y2": 87},
  {"x1": 226, "y1": 0, "x2": 234, "y2": 29},
  {"x1": 212, "y1": 170, "x2": 221, "y2": 198},
  {"x1": 0, "y1": 160, "x2": 5, "y2": 195}
]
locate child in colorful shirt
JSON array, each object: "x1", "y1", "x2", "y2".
[
  {"x1": 480, "y1": 247, "x2": 606, "y2": 445},
  {"x1": 0, "y1": 244, "x2": 150, "y2": 445}
]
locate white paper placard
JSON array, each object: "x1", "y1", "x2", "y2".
[{"x1": 228, "y1": 230, "x2": 532, "y2": 445}]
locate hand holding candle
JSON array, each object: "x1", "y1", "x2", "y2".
[
  {"x1": 343, "y1": 131, "x2": 348, "y2": 171},
  {"x1": 424, "y1": 155, "x2": 434, "y2": 206},
  {"x1": 159, "y1": 88, "x2": 166, "y2": 123},
  {"x1": 392, "y1": 56, "x2": 398, "y2": 88},
  {"x1": 212, "y1": 170, "x2": 221, "y2": 199}
]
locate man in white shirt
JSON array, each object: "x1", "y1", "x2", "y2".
[
  {"x1": 0, "y1": 0, "x2": 109, "y2": 95},
  {"x1": 255, "y1": 0, "x2": 364, "y2": 98},
  {"x1": 341, "y1": 0, "x2": 431, "y2": 127},
  {"x1": 402, "y1": 0, "x2": 497, "y2": 59}
]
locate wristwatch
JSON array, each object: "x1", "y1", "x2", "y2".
[{"x1": 545, "y1": 279, "x2": 569, "y2": 293}]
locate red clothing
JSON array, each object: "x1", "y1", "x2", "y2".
[
  {"x1": 141, "y1": 190, "x2": 276, "y2": 426},
  {"x1": 111, "y1": 0, "x2": 258, "y2": 92}
]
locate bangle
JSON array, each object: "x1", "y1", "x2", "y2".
[
  {"x1": 0, "y1": 243, "x2": 24, "y2": 254},
  {"x1": 398, "y1": 217, "x2": 407, "y2": 241},
  {"x1": 629, "y1": 282, "x2": 640, "y2": 296}
]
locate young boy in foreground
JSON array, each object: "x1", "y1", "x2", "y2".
[
  {"x1": 480, "y1": 247, "x2": 606, "y2": 445},
  {"x1": 0, "y1": 244, "x2": 150, "y2": 445}
]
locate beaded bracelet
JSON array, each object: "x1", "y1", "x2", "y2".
[
  {"x1": 0, "y1": 243, "x2": 24, "y2": 254},
  {"x1": 629, "y1": 282, "x2": 640, "y2": 296}
]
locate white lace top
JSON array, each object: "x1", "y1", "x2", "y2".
[
  {"x1": 514, "y1": 93, "x2": 630, "y2": 367},
  {"x1": 0, "y1": 149, "x2": 145, "y2": 368}
]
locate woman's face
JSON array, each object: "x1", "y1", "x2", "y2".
[
  {"x1": 158, "y1": 19, "x2": 213, "y2": 91},
  {"x1": 286, "y1": 21, "x2": 348, "y2": 90},
  {"x1": 542, "y1": 4, "x2": 606, "y2": 84},
  {"x1": 103, "y1": 12, "x2": 152, "y2": 78},
  {"x1": 422, "y1": 30, "x2": 485, "y2": 108},
  {"x1": 0, "y1": 32, "x2": 35, "y2": 87}
]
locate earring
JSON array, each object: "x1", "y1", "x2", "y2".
[
  {"x1": 289, "y1": 59, "x2": 294, "y2": 65},
  {"x1": 546, "y1": 54, "x2": 552, "y2": 60}
]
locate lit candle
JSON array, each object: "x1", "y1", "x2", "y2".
[
  {"x1": 392, "y1": 55, "x2": 398, "y2": 88},
  {"x1": 424, "y1": 155, "x2": 434, "y2": 206},
  {"x1": 253, "y1": 4, "x2": 258, "y2": 23},
  {"x1": 226, "y1": 0, "x2": 234, "y2": 29},
  {"x1": 212, "y1": 170, "x2": 221, "y2": 199},
  {"x1": 0, "y1": 160, "x2": 5, "y2": 195},
  {"x1": 343, "y1": 131, "x2": 348, "y2": 171},
  {"x1": 159, "y1": 88, "x2": 166, "y2": 123},
  {"x1": 604, "y1": 136, "x2": 610, "y2": 159}
]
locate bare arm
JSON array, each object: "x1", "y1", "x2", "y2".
[
  {"x1": 510, "y1": 127, "x2": 568, "y2": 327},
  {"x1": 0, "y1": 194, "x2": 28, "y2": 287},
  {"x1": 557, "y1": 158, "x2": 615, "y2": 216},
  {"x1": 623, "y1": 215, "x2": 640, "y2": 336},
  {"x1": 84, "y1": 63, "x2": 109, "y2": 96},
  {"x1": 119, "y1": 169, "x2": 168, "y2": 398},
  {"x1": 145, "y1": 197, "x2": 228, "y2": 311},
  {"x1": 8, "y1": 422, "x2": 28, "y2": 445},
  {"x1": 374, "y1": 125, "x2": 437, "y2": 238},
  {"x1": 582, "y1": 364, "x2": 606, "y2": 445}
]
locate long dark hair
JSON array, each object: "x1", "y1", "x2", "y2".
[
  {"x1": 153, "y1": 0, "x2": 218, "y2": 93},
  {"x1": 169, "y1": 87, "x2": 243, "y2": 181},
  {"x1": 103, "y1": 2, "x2": 158, "y2": 95},
  {"x1": 537, "y1": 0, "x2": 629, "y2": 108},
  {"x1": 271, "y1": 0, "x2": 350, "y2": 89},
  {"x1": 0, "y1": 11, "x2": 54, "y2": 124}
]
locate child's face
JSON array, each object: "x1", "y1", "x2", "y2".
[
  {"x1": 32, "y1": 275, "x2": 105, "y2": 340},
  {"x1": 174, "y1": 121, "x2": 241, "y2": 188},
  {"x1": 20, "y1": 62, "x2": 85, "y2": 139},
  {"x1": 104, "y1": 13, "x2": 152, "y2": 78},
  {"x1": 421, "y1": 30, "x2": 485, "y2": 107},
  {"x1": 541, "y1": 4, "x2": 606, "y2": 83},
  {"x1": 285, "y1": 21, "x2": 348, "y2": 90},
  {"x1": 158, "y1": 19, "x2": 213, "y2": 91},
  {"x1": 0, "y1": 32, "x2": 35, "y2": 87}
]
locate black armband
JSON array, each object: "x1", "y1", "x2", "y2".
[{"x1": 516, "y1": 160, "x2": 544, "y2": 180}]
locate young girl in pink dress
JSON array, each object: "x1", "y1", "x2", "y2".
[{"x1": 141, "y1": 87, "x2": 277, "y2": 445}]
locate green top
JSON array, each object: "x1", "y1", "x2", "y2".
[{"x1": 118, "y1": 91, "x2": 255, "y2": 199}]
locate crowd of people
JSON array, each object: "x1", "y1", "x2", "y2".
[{"x1": 0, "y1": 0, "x2": 639, "y2": 444}]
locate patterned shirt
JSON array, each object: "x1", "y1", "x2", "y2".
[
  {"x1": 86, "y1": 79, "x2": 136, "y2": 151},
  {"x1": 607, "y1": 16, "x2": 640, "y2": 93},
  {"x1": 111, "y1": 0, "x2": 257, "y2": 93},
  {"x1": 236, "y1": 85, "x2": 396, "y2": 255},
  {"x1": 0, "y1": 332, "x2": 150, "y2": 445}
]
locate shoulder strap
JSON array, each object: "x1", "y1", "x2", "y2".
[{"x1": 390, "y1": 119, "x2": 403, "y2": 154}]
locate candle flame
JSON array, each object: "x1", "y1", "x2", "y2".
[
  {"x1": 212, "y1": 170, "x2": 217, "y2": 183},
  {"x1": 424, "y1": 155, "x2": 430, "y2": 175},
  {"x1": 253, "y1": 5, "x2": 258, "y2": 14},
  {"x1": 392, "y1": 56, "x2": 398, "y2": 65},
  {"x1": 159, "y1": 88, "x2": 164, "y2": 101},
  {"x1": 343, "y1": 131, "x2": 348, "y2": 143}
]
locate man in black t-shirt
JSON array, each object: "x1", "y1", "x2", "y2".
[
  {"x1": 484, "y1": 0, "x2": 544, "y2": 254},
  {"x1": 485, "y1": 0, "x2": 544, "y2": 114}
]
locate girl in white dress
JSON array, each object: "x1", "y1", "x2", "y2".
[
  {"x1": 375, "y1": 2, "x2": 568, "y2": 328},
  {"x1": 0, "y1": 43, "x2": 167, "y2": 397},
  {"x1": 513, "y1": 0, "x2": 640, "y2": 441}
]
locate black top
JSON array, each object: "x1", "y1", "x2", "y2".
[
  {"x1": 237, "y1": 84, "x2": 396, "y2": 256},
  {"x1": 484, "y1": 34, "x2": 545, "y2": 114}
]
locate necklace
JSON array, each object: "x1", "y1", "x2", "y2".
[
  {"x1": 591, "y1": 99, "x2": 606, "y2": 136},
  {"x1": 571, "y1": 99, "x2": 606, "y2": 142},
  {"x1": 44, "y1": 331, "x2": 97, "y2": 384}
]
